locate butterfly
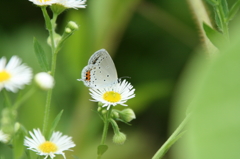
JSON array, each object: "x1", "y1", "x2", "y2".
[{"x1": 78, "y1": 49, "x2": 118, "y2": 88}]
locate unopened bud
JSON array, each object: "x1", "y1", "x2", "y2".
[
  {"x1": 47, "y1": 33, "x2": 61, "y2": 47},
  {"x1": 35, "y1": 72, "x2": 54, "y2": 90},
  {"x1": 119, "y1": 108, "x2": 136, "y2": 122},
  {"x1": 65, "y1": 28, "x2": 72, "y2": 34},
  {"x1": 14, "y1": 122, "x2": 21, "y2": 133},
  {"x1": 113, "y1": 132, "x2": 126, "y2": 145},
  {"x1": 111, "y1": 110, "x2": 119, "y2": 119},
  {"x1": 97, "y1": 107, "x2": 102, "y2": 112},
  {"x1": 101, "y1": 109, "x2": 107, "y2": 115},
  {"x1": 67, "y1": 21, "x2": 79, "y2": 30}
]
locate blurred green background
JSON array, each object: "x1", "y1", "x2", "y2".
[{"x1": 0, "y1": 0, "x2": 200, "y2": 158}]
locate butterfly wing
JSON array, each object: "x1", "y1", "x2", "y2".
[{"x1": 81, "y1": 49, "x2": 118, "y2": 88}]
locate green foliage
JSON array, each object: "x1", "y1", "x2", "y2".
[
  {"x1": 228, "y1": 0, "x2": 240, "y2": 21},
  {"x1": 205, "y1": 0, "x2": 218, "y2": 6},
  {"x1": 213, "y1": 7, "x2": 223, "y2": 31},
  {"x1": 97, "y1": 145, "x2": 108, "y2": 156},
  {"x1": 172, "y1": 22, "x2": 240, "y2": 159},
  {"x1": 33, "y1": 37, "x2": 49, "y2": 72},
  {"x1": 221, "y1": 0, "x2": 229, "y2": 17},
  {"x1": 202, "y1": 22, "x2": 227, "y2": 48},
  {"x1": 13, "y1": 127, "x2": 26, "y2": 159},
  {"x1": 0, "y1": 0, "x2": 198, "y2": 158},
  {"x1": 41, "y1": 7, "x2": 52, "y2": 31},
  {"x1": 47, "y1": 110, "x2": 63, "y2": 140}
]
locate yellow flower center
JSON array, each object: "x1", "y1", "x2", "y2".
[
  {"x1": 39, "y1": 0, "x2": 52, "y2": 2},
  {"x1": 0, "y1": 71, "x2": 11, "y2": 82},
  {"x1": 103, "y1": 91, "x2": 121, "y2": 103},
  {"x1": 38, "y1": 141, "x2": 58, "y2": 153}
]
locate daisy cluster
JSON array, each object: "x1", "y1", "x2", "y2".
[
  {"x1": 29, "y1": 0, "x2": 86, "y2": 9},
  {"x1": 0, "y1": 56, "x2": 32, "y2": 93}
]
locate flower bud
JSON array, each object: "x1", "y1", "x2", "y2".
[
  {"x1": 98, "y1": 102, "x2": 104, "y2": 107},
  {"x1": 111, "y1": 110, "x2": 119, "y2": 119},
  {"x1": 67, "y1": 21, "x2": 79, "y2": 30},
  {"x1": 1, "y1": 108, "x2": 16, "y2": 134},
  {"x1": 47, "y1": 33, "x2": 62, "y2": 47},
  {"x1": 14, "y1": 122, "x2": 21, "y2": 133},
  {"x1": 97, "y1": 107, "x2": 102, "y2": 112},
  {"x1": 101, "y1": 109, "x2": 107, "y2": 115},
  {"x1": 65, "y1": 28, "x2": 72, "y2": 34},
  {"x1": 113, "y1": 132, "x2": 126, "y2": 145},
  {"x1": 119, "y1": 108, "x2": 136, "y2": 122},
  {"x1": 35, "y1": 72, "x2": 54, "y2": 90}
]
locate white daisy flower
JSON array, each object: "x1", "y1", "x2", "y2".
[
  {"x1": 28, "y1": 0, "x2": 58, "y2": 6},
  {"x1": 35, "y1": 72, "x2": 55, "y2": 90},
  {"x1": 89, "y1": 79, "x2": 135, "y2": 110},
  {"x1": 0, "y1": 130, "x2": 9, "y2": 143},
  {"x1": 0, "y1": 56, "x2": 32, "y2": 93},
  {"x1": 24, "y1": 129, "x2": 75, "y2": 159},
  {"x1": 54, "y1": 0, "x2": 87, "y2": 9}
]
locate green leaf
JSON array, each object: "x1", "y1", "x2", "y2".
[
  {"x1": 41, "y1": 7, "x2": 52, "y2": 31},
  {"x1": 47, "y1": 110, "x2": 63, "y2": 140},
  {"x1": 97, "y1": 145, "x2": 108, "y2": 156},
  {"x1": 227, "y1": 0, "x2": 240, "y2": 21},
  {"x1": 33, "y1": 37, "x2": 49, "y2": 71},
  {"x1": 171, "y1": 24, "x2": 240, "y2": 159},
  {"x1": 205, "y1": 0, "x2": 218, "y2": 6},
  {"x1": 13, "y1": 128, "x2": 25, "y2": 159},
  {"x1": 214, "y1": 7, "x2": 223, "y2": 32},
  {"x1": 203, "y1": 22, "x2": 227, "y2": 49},
  {"x1": 221, "y1": 0, "x2": 229, "y2": 18}
]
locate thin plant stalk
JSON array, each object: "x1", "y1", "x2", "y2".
[
  {"x1": 3, "y1": 90, "x2": 12, "y2": 107},
  {"x1": 101, "y1": 107, "x2": 113, "y2": 145},
  {"x1": 40, "y1": 7, "x2": 59, "y2": 135},
  {"x1": 152, "y1": 113, "x2": 191, "y2": 159},
  {"x1": 42, "y1": 51, "x2": 58, "y2": 136},
  {"x1": 97, "y1": 106, "x2": 113, "y2": 159},
  {"x1": 13, "y1": 87, "x2": 36, "y2": 110}
]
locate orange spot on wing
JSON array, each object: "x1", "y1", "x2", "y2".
[{"x1": 86, "y1": 70, "x2": 91, "y2": 81}]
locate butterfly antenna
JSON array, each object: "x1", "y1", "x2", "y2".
[{"x1": 118, "y1": 76, "x2": 131, "y2": 82}]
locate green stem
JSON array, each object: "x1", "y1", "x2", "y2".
[
  {"x1": 3, "y1": 89, "x2": 12, "y2": 107},
  {"x1": 42, "y1": 89, "x2": 52, "y2": 135},
  {"x1": 50, "y1": 13, "x2": 58, "y2": 51},
  {"x1": 187, "y1": 0, "x2": 218, "y2": 55},
  {"x1": 41, "y1": 7, "x2": 52, "y2": 32},
  {"x1": 42, "y1": 52, "x2": 57, "y2": 136},
  {"x1": 100, "y1": 107, "x2": 112, "y2": 145},
  {"x1": 13, "y1": 87, "x2": 36, "y2": 110},
  {"x1": 109, "y1": 118, "x2": 119, "y2": 134},
  {"x1": 97, "y1": 106, "x2": 113, "y2": 159},
  {"x1": 152, "y1": 113, "x2": 191, "y2": 159},
  {"x1": 41, "y1": 8, "x2": 59, "y2": 136}
]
